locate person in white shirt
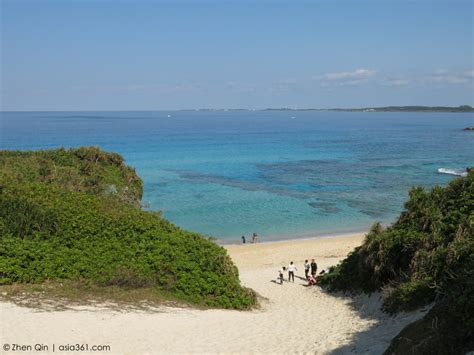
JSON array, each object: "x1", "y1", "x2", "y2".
[
  {"x1": 288, "y1": 261, "x2": 297, "y2": 282},
  {"x1": 304, "y1": 259, "x2": 311, "y2": 278}
]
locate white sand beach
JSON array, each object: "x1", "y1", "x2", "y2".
[{"x1": 0, "y1": 233, "x2": 428, "y2": 354}]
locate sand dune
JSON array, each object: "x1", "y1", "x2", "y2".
[{"x1": 0, "y1": 233, "x2": 428, "y2": 354}]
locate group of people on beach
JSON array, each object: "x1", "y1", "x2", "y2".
[
  {"x1": 239, "y1": 235, "x2": 329, "y2": 286},
  {"x1": 277, "y1": 259, "x2": 329, "y2": 286},
  {"x1": 241, "y1": 232, "x2": 258, "y2": 244}
]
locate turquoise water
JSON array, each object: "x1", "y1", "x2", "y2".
[{"x1": 2, "y1": 111, "x2": 473, "y2": 241}]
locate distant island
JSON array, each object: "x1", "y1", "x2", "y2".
[
  {"x1": 182, "y1": 105, "x2": 474, "y2": 113},
  {"x1": 263, "y1": 105, "x2": 474, "y2": 112}
]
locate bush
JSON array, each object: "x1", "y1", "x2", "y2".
[
  {"x1": 0, "y1": 148, "x2": 256, "y2": 310},
  {"x1": 0, "y1": 147, "x2": 143, "y2": 206},
  {"x1": 319, "y1": 170, "x2": 474, "y2": 353},
  {"x1": 382, "y1": 279, "x2": 435, "y2": 314}
]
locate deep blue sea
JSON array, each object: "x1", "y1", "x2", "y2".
[{"x1": 1, "y1": 111, "x2": 473, "y2": 242}]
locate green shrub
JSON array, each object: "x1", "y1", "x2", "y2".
[
  {"x1": 0, "y1": 147, "x2": 143, "y2": 206},
  {"x1": 382, "y1": 279, "x2": 435, "y2": 314},
  {"x1": 0, "y1": 148, "x2": 256, "y2": 309},
  {"x1": 319, "y1": 170, "x2": 474, "y2": 353}
]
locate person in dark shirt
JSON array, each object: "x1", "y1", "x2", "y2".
[
  {"x1": 278, "y1": 267, "x2": 285, "y2": 284},
  {"x1": 241, "y1": 235, "x2": 246, "y2": 244},
  {"x1": 310, "y1": 259, "x2": 318, "y2": 277}
]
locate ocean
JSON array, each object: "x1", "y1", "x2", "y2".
[{"x1": 1, "y1": 110, "x2": 473, "y2": 242}]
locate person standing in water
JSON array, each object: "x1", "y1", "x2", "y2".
[
  {"x1": 252, "y1": 232, "x2": 258, "y2": 243},
  {"x1": 288, "y1": 261, "x2": 297, "y2": 283},
  {"x1": 241, "y1": 235, "x2": 246, "y2": 244},
  {"x1": 304, "y1": 259, "x2": 311, "y2": 278}
]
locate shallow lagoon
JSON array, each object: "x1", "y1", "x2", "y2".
[{"x1": 2, "y1": 110, "x2": 473, "y2": 241}]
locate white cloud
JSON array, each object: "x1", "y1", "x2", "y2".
[
  {"x1": 316, "y1": 68, "x2": 377, "y2": 87},
  {"x1": 338, "y1": 79, "x2": 370, "y2": 86},
  {"x1": 427, "y1": 72, "x2": 471, "y2": 85},
  {"x1": 318, "y1": 68, "x2": 472, "y2": 88},
  {"x1": 324, "y1": 68, "x2": 376, "y2": 81}
]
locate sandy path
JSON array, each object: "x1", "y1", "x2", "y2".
[{"x1": 0, "y1": 233, "x2": 427, "y2": 354}]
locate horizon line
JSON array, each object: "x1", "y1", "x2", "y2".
[{"x1": 1, "y1": 104, "x2": 473, "y2": 113}]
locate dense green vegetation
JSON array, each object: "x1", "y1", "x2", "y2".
[
  {"x1": 0, "y1": 147, "x2": 256, "y2": 309},
  {"x1": 0, "y1": 147, "x2": 143, "y2": 206},
  {"x1": 319, "y1": 171, "x2": 474, "y2": 354}
]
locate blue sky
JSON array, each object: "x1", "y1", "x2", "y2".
[{"x1": 1, "y1": 0, "x2": 473, "y2": 110}]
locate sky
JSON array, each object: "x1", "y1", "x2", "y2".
[{"x1": 1, "y1": 0, "x2": 473, "y2": 110}]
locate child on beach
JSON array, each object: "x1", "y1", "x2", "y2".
[{"x1": 277, "y1": 267, "x2": 285, "y2": 284}]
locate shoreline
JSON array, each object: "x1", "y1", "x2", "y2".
[
  {"x1": 216, "y1": 227, "x2": 370, "y2": 246},
  {"x1": 225, "y1": 232, "x2": 367, "y2": 272}
]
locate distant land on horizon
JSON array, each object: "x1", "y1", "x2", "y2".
[
  {"x1": 2, "y1": 105, "x2": 473, "y2": 113},
  {"x1": 250, "y1": 105, "x2": 473, "y2": 113},
  {"x1": 182, "y1": 105, "x2": 474, "y2": 112}
]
